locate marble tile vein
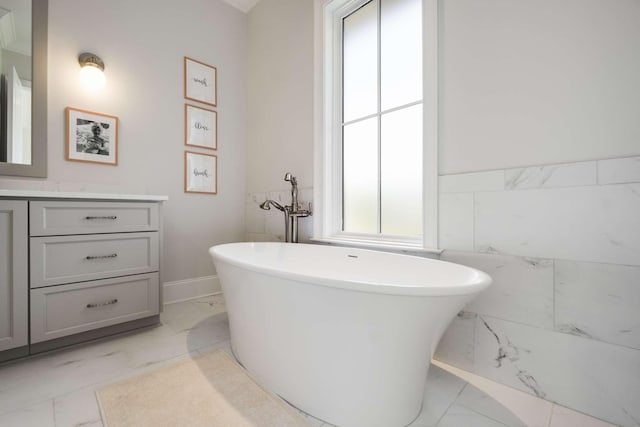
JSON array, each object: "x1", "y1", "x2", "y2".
[
  {"x1": 440, "y1": 251, "x2": 554, "y2": 329},
  {"x1": 555, "y1": 260, "x2": 640, "y2": 349},
  {"x1": 555, "y1": 324, "x2": 593, "y2": 339},
  {"x1": 474, "y1": 315, "x2": 640, "y2": 427},
  {"x1": 622, "y1": 408, "x2": 640, "y2": 427},
  {"x1": 474, "y1": 185, "x2": 640, "y2": 265},
  {"x1": 505, "y1": 162, "x2": 596, "y2": 190},
  {"x1": 479, "y1": 317, "x2": 545, "y2": 399}
]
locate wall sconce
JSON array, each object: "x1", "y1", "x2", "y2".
[{"x1": 79, "y1": 52, "x2": 106, "y2": 89}]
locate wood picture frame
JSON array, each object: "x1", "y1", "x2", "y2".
[
  {"x1": 184, "y1": 57, "x2": 217, "y2": 107},
  {"x1": 66, "y1": 107, "x2": 118, "y2": 166},
  {"x1": 184, "y1": 104, "x2": 217, "y2": 150},
  {"x1": 184, "y1": 151, "x2": 217, "y2": 194}
]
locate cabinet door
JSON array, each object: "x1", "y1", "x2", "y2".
[{"x1": 0, "y1": 200, "x2": 28, "y2": 352}]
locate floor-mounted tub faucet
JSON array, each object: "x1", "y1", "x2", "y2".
[{"x1": 260, "y1": 173, "x2": 311, "y2": 243}]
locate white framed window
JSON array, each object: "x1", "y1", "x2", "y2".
[{"x1": 313, "y1": 0, "x2": 438, "y2": 251}]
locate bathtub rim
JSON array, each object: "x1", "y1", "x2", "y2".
[{"x1": 209, "y1": 242, "x2": 491, "y2": 297}]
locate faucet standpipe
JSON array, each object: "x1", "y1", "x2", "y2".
[{"x1": 259, "y1": 173, "x2": 312, "y2": 243}]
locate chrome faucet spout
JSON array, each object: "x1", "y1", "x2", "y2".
[{"x1": 260, "y1": 200, "x2": 285, "y2": 211}]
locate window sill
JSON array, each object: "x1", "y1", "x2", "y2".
[{"x1": 310, "y1": 236, "x2": 442, "y2": 256}]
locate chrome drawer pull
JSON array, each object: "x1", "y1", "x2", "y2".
[
  {"x1": 86, "y1": 299, "x2": 118, "y2": 309},
  {"x1": 85, "y1": 215, "x2": 118, "y2": 220},
  {"x1": 85, "y1": 253, "x2": 118, "y2": 260}
]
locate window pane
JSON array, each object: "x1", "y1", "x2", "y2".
[
  {"x1": 343, "y1": 0, "x2": 378, "y2": 122},
  {"x1": 343, "y1": 117, "x2": 378, "y2": 233},
  {"x1": 381, "y1": 104, "x2": 422, "y2": 236},
  {"x1": 380, "y1": 0, "x2": 422, "y2": 111}
]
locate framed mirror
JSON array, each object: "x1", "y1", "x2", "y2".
[{"x1": 0, "y1": 0, "x2": 47, "y2": 178}]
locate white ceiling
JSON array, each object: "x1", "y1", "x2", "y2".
[{"x1": 223, "y1": 0, "x2": 260, "y2": 13}]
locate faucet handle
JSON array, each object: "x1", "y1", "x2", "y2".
[{"x1": 296, "y1": 202, "x2": 312, "y2": 216}]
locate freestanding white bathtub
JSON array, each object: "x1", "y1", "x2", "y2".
[{"x1": 209, "y1": 242, "x2": 491, "y2": 427}]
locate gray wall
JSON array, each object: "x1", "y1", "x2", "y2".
[
  {"x1": 439, "y1": 0, "x2": 640, "y2": 174},
  {"x1": 247, "y1": 0, "x2": 314, "y2": 194}
]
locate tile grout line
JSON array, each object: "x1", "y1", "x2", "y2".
[
  {"x1": 0, "y1": 395, "x2": 56, "y2": 418},
  {"x1": 552, "y1": 259, "x2": 556, "y2": 333},
  {"x1": 435, "y1": 359, "x2": 555, "y2": 427},
  {"x1": 434, "y1": 382, "x2": 470, "y2": 427},
  {"x1": 51, "y1": 398, "x2": 57, "y2": 427},
  {"x1": 454, "y1": 402, "x2": 514, "y2": 427},
  {"x1": 547, "y1": 403, "x2": 555, "y2": 427}
]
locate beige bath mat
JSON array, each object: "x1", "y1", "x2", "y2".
[{"x1": 96, "y1": 350, "x2": 311, "y2": 427}]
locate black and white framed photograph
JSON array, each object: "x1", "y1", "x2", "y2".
[
  {"x1": 184, "y1": 151, "x2": 217, "y2": 194},
  {"x1": 185, "y1": 104, "x2": 217, "y2": 150},
  {"x1": 184, "y1": 57, "x2": 217, "y2": 107},
  {"x1": 66, "y1": 107, "x2": 118, "y2": 165}
]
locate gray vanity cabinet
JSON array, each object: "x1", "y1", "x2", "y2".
[
  {"x1": 28, "y1": 201, "x2": 162, "y2": 348},
  {"x1": 0, "y1": 193, "x2": 166, "y2": 361},
  {"x1": 0, "y1": 201, "x2": 28, "y2": 357}
]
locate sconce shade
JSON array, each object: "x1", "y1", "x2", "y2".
[
  {"x1": 79, "y1": 52, "x2": 104, "y2": 71},
  {"x1": 79, "y1": 52, "x2": 106, "y2": 89}
]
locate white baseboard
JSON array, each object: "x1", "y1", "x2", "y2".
[{"x1": 163, "y1": 275, "x2": 221, "y2": 305}]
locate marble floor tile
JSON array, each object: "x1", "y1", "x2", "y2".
[
  {"x1": 435, "y1": 404, "x2": 510, "y2": 427},
  {"x1": 0, "y1": 400, "x2": 55, "y2": 427},
  {"x1": 0, "y1": 303, "x2": 230, "y2": 416},
  {"x1": 53, "y1": 386, "x2": 103, "y2": 427},
  {"x1": 408, "y1": 365, "x2": 467, "y2": 427},
  {"x1": 432, "y1": 360, "x2": 553, "y2": 427},
  {"x1": 0, "y1": 338, "x2": 136, "y2": 414},
  {"x1": 194, "y1": 338, "x2": 233, "y2": 357},
  {"x1": 549, "y1": 404, "x2": 619, "y2": 427},
  {"x1": 161, "y1": 294, "x2": 226, "y2": 333},
  {"x1": 292, "y1": 408, "x2": 329, "y2": 427},
  {"x1": 455, "y1": 384, "x2": 526, "y2": 427}
]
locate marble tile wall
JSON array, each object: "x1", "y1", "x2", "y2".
[
  {"x1": 436, "y1": 155, "x2": 640, "y2": 427},
  {"x1": 244, "y1": 156, "x2": 640, "y2": 425}
]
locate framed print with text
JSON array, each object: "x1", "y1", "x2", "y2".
[
  {"x1": 184, "y1": 151, "x2": 217, "y2": 194},
  {"x1": 185, "y1": 104, "x2": 217, "y2": 150},
  {"x1": 184, "y1": 57, "x2": 217, "y2": 107}
]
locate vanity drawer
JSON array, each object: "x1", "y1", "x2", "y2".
[
  {"x1": 30, "y1": 273, "x2": 160, "y2": 343},
  {"x1": 30, "y1": 232, "x2": 159, "y2": 288},
  {"x1": 30, "y1": 201, "x2": 159, "y2": 236}
]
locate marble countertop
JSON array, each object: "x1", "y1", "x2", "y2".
[{"x1": 0, "y1": 189, "x2": 168, "y2": 201}]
